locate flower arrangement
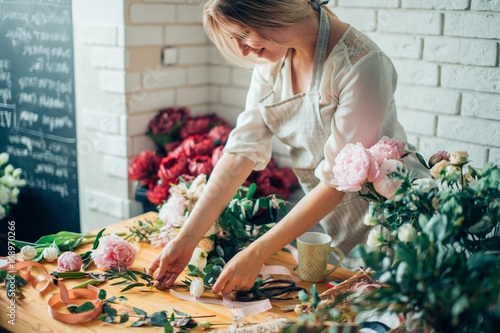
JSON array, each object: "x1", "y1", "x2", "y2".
[
  {"x1": 127, "y1": 107, "x2": 299, "y2": 205},
  {"x1": 127, "y1": 173, "x2": 288, "y2": 291},
  {"x1": 325, "y1": 138, "x2": 500, "y2": 332},
  {"x1": 0, "y1": 152, "x2": 27, "y2": 220}
]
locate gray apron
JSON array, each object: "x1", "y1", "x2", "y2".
[{"x1": 258, "y1": 9, "x2": 369, "y2": 268}]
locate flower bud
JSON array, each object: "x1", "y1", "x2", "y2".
[
  {"x1": 189, "y1": 278, "x2": 204, "y2": 298},
  {"x1": 21, "y1": 245, "x2": 37, "y2": 260},
  {"x1": 188, "y1": 247, "x2": 207, "y2": 270},
  {"x1": 450, "y1": 151, "x2": 468, "y2": 166},
  {"x1": 4, "y1": 164, "x2": 14, "y2": 174},
  {"x1": 366, "y1": 229, "x2": 383, "y2": 247},
  {"x1": 198, "y1": 321, "x2": 212, "y2": 329},
  {"x1": 0, "y1": 153, "x2": 9, "y2": 165},
  {"x1": 363, "y1": 213, "x2": 378, "y2": 226},
  {"x1": 430, "y1": 160, "x2": 450, "y2": 179},
  {"x1": 42, "y1": 247, "x2": 59, "y2": 262},
  {"x1": 12, "y1": 168, "x2": 22, "y2": 178},
  {"x1": 197, "y1": 238, "x2": 214, "y2": 253},
  {"x1": 428, "y1": 151, "x2": 450, "y2": 168},
  {"x1": 397, "y1": 224, "x2": 417, "y2": 243}
]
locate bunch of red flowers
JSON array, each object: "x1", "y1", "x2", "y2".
[{"x1": 128, "y1": 107, "x2": 299, "y2": 205}]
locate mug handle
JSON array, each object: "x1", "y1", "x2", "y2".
[{"x1": 323, "y1": 247, "x2": 344, "y2": 278}]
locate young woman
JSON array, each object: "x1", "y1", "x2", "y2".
[{"x1": 148, "y1": 0, "x2": 420, "y2": 294}]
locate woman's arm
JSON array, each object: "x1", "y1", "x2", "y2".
[
  {"x1": 147, "y1": 152, "x2": 255, "y2": 286},
  {"x1": 212, "y1": 181, "x2": 345, "y2": 294}
]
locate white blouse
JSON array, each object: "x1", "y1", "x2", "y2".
[{"x1": 224, "y1": 26, "x2": 413, "y2": 186}]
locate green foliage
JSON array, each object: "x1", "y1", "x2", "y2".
[{"x1": 352, "y1": 161, "x2": 500, "y2": 332}]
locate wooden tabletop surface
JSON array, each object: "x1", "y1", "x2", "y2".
[{"x1": 0, "y1": 212, "x2": 355, "y2": 332}]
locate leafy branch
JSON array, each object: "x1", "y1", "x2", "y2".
[{"x1": 105, "y1": 263, "x2": 155, "y2": 292}]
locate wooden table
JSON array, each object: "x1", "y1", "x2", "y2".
[{"x1": 0, "y1": 212, "x2": 355, "y2": 332}]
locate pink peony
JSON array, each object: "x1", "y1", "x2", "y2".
[
  {"x1": 373, "y1": 159, "x2": 405, "y2": 200},
  {"x1": 369, "y1": 136, "x2": 405, "y2": 166},
  {"x1": 331, "y1": 143, "x2": 380, "y2": 192},
  {"x1": 211, "y1": 146, "x2": 224, "y2": 167},
  {"x1": 208, "y1": 124, "x2": 232, "y2": 145},
  {"x1": 56, "y1": 251, "x2": 83, "y2": 272},
  {"x1": 91, "y1": 233, "x2": 138, "y2": 270}
]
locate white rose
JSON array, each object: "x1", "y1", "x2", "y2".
[
  {"x1": 42, "y1": 247, "x2": 59, "y2": 262},
  {"x1": 197, "y1": 238, "x2": 214, "y2": 253},
  {"x1": 9, "y1": 187, "x2": 19, "y2": 204},
  {"x1": 445, "y1": 165, "x2": 460, "y2": 181},
  {"x1": 0, "y1": 185, "x2": 10, "y2": 205},
  {"x1": 363, "y1": 213, "x2": 379, "y2": 226},
  {"x1": 366, "y1": 229, "x2": 382, "y2": 247},
  {"x1": 398, "y1": 224, "x2": 417, "y2": 243},
  {"x1": 413, "y1": 178, "x2": 436, "y2": 193},
  {"x1": 0, "y1": 153, "x2": 9, "y2": 165},
  {"x1": 21, "y1": 245, "x2": 37, "y2": 260},
  {"x1": 188, "y1": 247, "x2": 207, "y2": 270},
  {"x1": 204, "y1": 222, "x2": 220, "y2": 237},
  {"x1": 0, "y1": 204, "x2": 6, "y2": 220},
  {"x1": 450, "y1": 151, "x2": 468, "y2": 166},
  {"x1": 189, "y1": 278, "x2": 205, "y2": 298}
]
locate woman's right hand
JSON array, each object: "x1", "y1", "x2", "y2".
[{"x1": 146, "y1": 239, "x2": 195, "y2": 288}]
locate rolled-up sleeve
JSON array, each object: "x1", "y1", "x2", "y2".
[
  {"x1": 224, "y1": 65, "x2": 274, "y2": 170},
  {"x1": 315, "y1": 51, "x2": 399, "y2": 186}
]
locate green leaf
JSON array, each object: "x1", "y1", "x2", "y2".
[
  {"x1": 133, "y1": 307, "x2": 147, "y2": 317},
  {"x1": 203, "y1": 264, "x2": 214, "y2": 274},
  {"x1": 298, "y1": 289, "x2": 309, "y2": 302},
  {"x1": 246, "y1": 183, "x2": 257, "y2": 199},
  {"x1": 211, "y1": 265, "x2": 223, "y2": 278},
  {"x1": 210, "y1": 257, "x2": 225, "y2": 266},
  {"x1": 74, "y1": 301, "x2": 95, "y2": 313},
  {"x1": 173, "y1": 309, "x2": 187, "y2": 317},
  {"x1": 103, "y1": 316, "x2": 115, "y2": 323},
  {"x1": 35, "y1": 231, "x2": 86, "y2": 245},
  {"x1": 98, "y1": 289, "x2": 107, "y2": 300},
  {"x1": 119, "y1": 296, "x2": 128, "y2": 302},
  {"x1": 150, "y1": 311, "x2": 169, "y2": 327},
  {"x1": 105, "y1": 306, "x2": 118, "y2": 317},
  {"x1": 215, "y1": 245, "x2": 224, "y2": 257},
  {"x1": 415, "y1": 153, "x2": 430, "y2": 169},
  {"x1": 121, "y1": 262, "x2": 139, "y2": 282},
  {"x1": 107, "y1": 296, "x2": 117, "y2": 303},
  {"x1": 92, "y1": 228, "x2": 106, "y2": 250},
  {"x1": 82, "y1": 259, "x2": 93, "y2": 271},
  {"x1": 164, "y1": 320, "x2": 174, "y2": 333},
  {"x1": 0, "y1": 270, "x2": 8, "y2": 283},
  {"x1": 131, "y1": 319, "x2": 146, "y2": 327},
  {"x1": 120, "y1": 312, "x2": 129, "y2": 323},
  {"x1": 203, "y1": 273, "x2": 212, "y2": 286},
  {"x1": 121, "y1": 283, "x2": 145, "y2": 292},
  {"x1": 311, "y1": 285, "x2": 320, "y2": 309}
]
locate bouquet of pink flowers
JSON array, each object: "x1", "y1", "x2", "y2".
[{"x1": 128, "y1": 107, "x2": 299, "y2": 205}]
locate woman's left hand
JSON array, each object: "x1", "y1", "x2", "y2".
[{"x1": 212, "y1": 248, "x2": 266, "y2": 294}]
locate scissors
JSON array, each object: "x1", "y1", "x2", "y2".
[{"x1": 235, "y1": 279, "x2": 307, "y2": 302}]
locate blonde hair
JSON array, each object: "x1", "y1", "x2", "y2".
[{"x1": 203, "y1": 0, "x2": 334, "y2": 68}]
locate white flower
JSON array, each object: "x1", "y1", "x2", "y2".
[
  {"x1": 204, "y1": 222, "x2": 220, "y2": 237},
  {"x1": 408, "y1": 202, "x2": 418, "y2": 211},
  {"x1": 0, "y1": 153, "x2": 8, "y2": 165},
  {"x1": 189, "y1": 278, "x2": 205, "y2": 298},
  {"x1": 42, "y1": 247, "x2": 59, "y2": 262},
  {"x1": 366, "y1": 229, "x2": 382, "y2": 247},
  {"x1": 0, "y1": 185, "x2": 10, "y2": 205},
  {"x1": 0, "y1": 174, "x2": 18, "y2": 188},
  {"x1": 398, "y1": 224, "x2": 417, "y2": 243},
  {"x1": 12, "y1": 168, "x2": 22, "y2": 178},
  {"x1": 0, "y1": 204, "x2": 6, "y2": 220},
  {"x1": 231, "y1": 315, "x2": 243, "y2": 328},
  {"x1": 197, "y1": 238, "x2": 214, "y2": 253},
  {"x1": 445, "y1": 165, "x2": 460, "y2": 181},
  {"x1": 4, "y1": 164, "x2": 14, "y2": 174},
  {"x1": 363, "y1": 213, "x2": 379, "y2": 226},
  {"x1": 21, "y1": 245, "x2": 37, "y2": 260},
  {"x1": 188, "y1": 247, "x2": 207, "y2": 270},
  {"x1": 9, "y1": 187, "x2": 19, "y2": 204},
  {"x1": 187, "y1": 174, "x2": 207, "y2": 200},
  {"x1": 413, "y1": 178, "x2": 436, "y2": 193},
  {"x1": 450, "y1": 151, "x2": 468, "y2": 165},
  {"x1": 158, "y1": 194, "x2": 188, "y2": 227}
]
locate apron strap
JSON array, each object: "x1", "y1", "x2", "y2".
[{"x1": 310, "y1": 8, "x2": 330, "y2": 91}]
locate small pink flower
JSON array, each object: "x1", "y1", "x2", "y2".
[
  {"x1": 91, "y1": 234, "x2": 138, "y2": 270},
  {"x1": 428, "y1": 150, "x2": 450, "y2": 168},
  {"x1": 373, "y1": 159, "x2": 405, "y2": 200},
  {"x1": 211, "y1": 146, "x2": 224, "y2": 167},
  {"x1": 56, "y1": 251, "x2": 83, "y2": 272},
  {"x1": 369, "y1": 136, "x2": 405, "y2": 166},
  {"x1": 208, "y1": 124, "x2": 232, "y2": 145},
  {"x1": 331, "y1": 143, "x2": 380, "y2": 192}
]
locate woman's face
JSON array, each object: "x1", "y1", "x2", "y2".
[{"x1": 224, "y1": 23, "x2": 290, "y2": 63}]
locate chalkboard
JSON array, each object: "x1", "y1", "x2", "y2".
[{"x1": 0, "y1": 0, "x2": 79, "y2": 244}]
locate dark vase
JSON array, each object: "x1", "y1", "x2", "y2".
[{"x1": 134, "y1": 185, "x2": 157, "y2": 213}]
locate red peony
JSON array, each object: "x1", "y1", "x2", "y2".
[
  {"x1": 164, "y1": 141, "x2": 181, "y2": 155},
  {"x1": 280, "y1": 166, "x2": 300, "y2": 189},
  {"x1": 148, "y1": 107, "x2": 189, "y2": 135},
  {"x1": 128, "y1": 151, "x2": 160, "y2": 185},
  {"x1": 158, "y1": 152, "x2": 188, "y2": 182},
  {"x1": 180, "y1": 117, "x2": 211, "y2": 139},
  {"x1": 147, "y1": 181, "x2": 171, "y2": 205},
  {"x1": 211, "y1": 146, "x2": 224, "y2": 167},
  {"x1": 189, "y1": 155, "x2": 214, "y2": 177},
  {"x1": 208, "y1": 124, "x2": 232, "y2": 145},
  {"x1": 179, "y1": 134, "x2": 216, "y2": 158},
  {"x1": 255, "y1": 169, "x2": 291, "y2": 199}
]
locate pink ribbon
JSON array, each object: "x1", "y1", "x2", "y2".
[{"x1": 168, "y1": 289, "x2": 272, "y2": 317}]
